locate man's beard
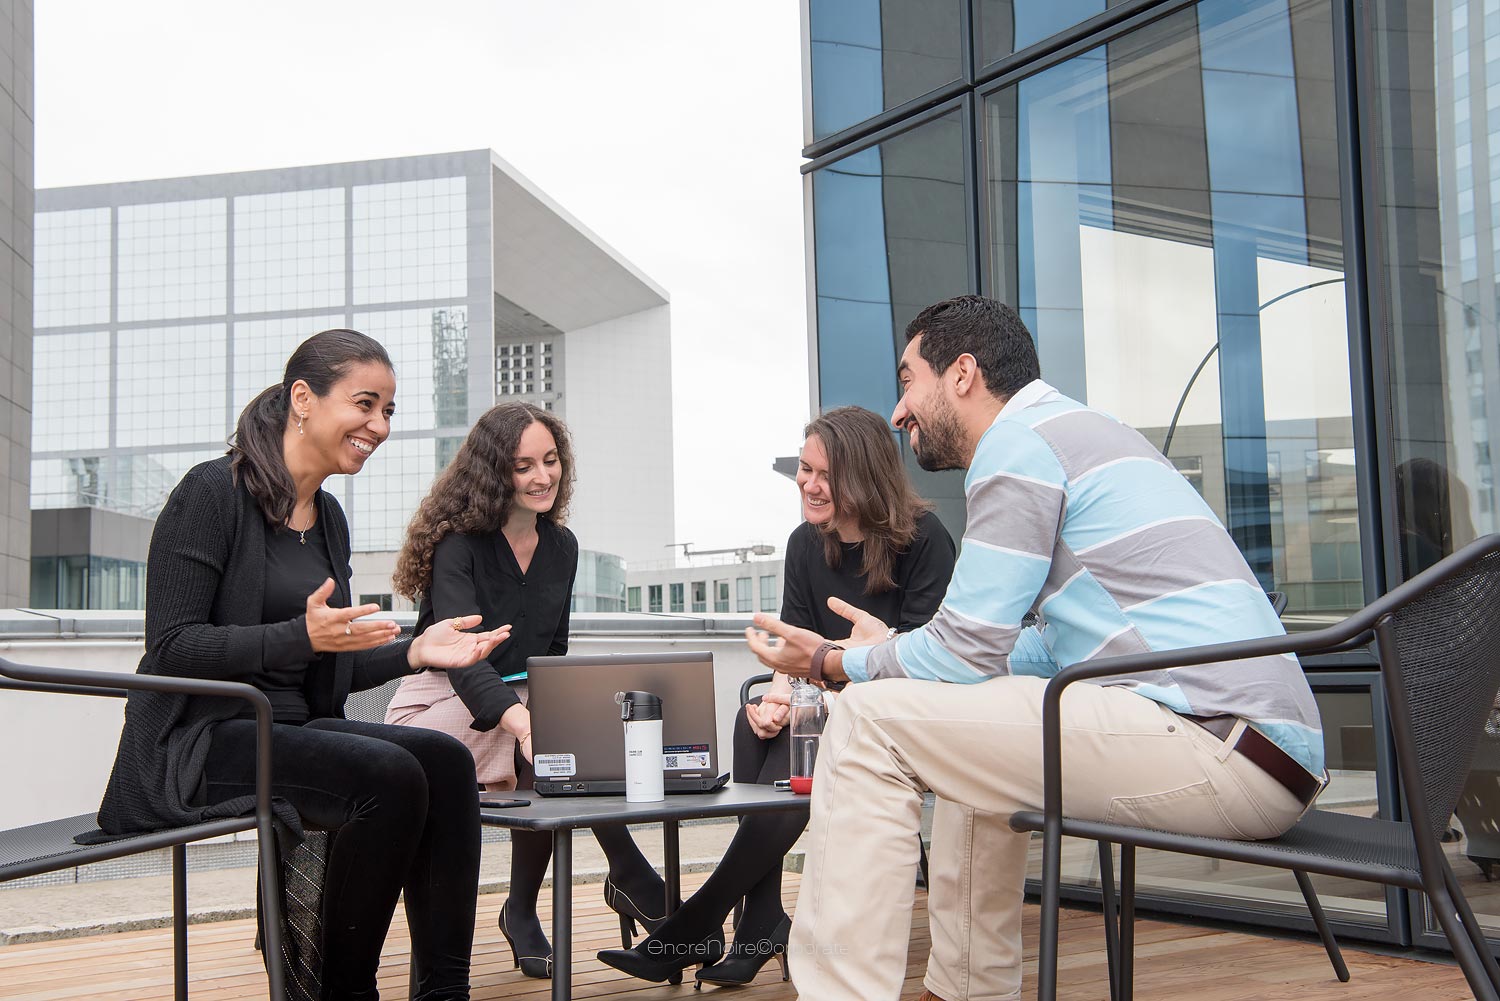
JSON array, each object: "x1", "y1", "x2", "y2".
[{"x1": 911, "y1": 394, "x2": 968, "y2": 472}]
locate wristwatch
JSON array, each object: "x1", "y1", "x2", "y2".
[{"x1": 810, "y1": 641, "x2": 847, "y2": 691}]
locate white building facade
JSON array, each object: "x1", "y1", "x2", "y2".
[{"x1": 32, "y1": 150, "x2": 673, "y2": 609}]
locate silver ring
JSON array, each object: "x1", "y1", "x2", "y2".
[{"x1": 345, "y1": 623, "x2": 352, "y2": 636}]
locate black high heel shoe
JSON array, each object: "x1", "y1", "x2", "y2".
[
  {"x1": 596, "y1": 927, "x2": 726, "y2": 983},
  {"x1": 695, "y1": 914, "x2": 791, "y2": 989},
  {"x1": 602, "y1": 873, "x2": 676, "y2": 943},
  {"x1": 498, "y1": 898, "x2": 553, "y2": 979}
]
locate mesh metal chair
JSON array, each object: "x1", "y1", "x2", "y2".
[
  {"x1": 0, "y1": 657, "x2": 287, "y2": 1001},
  {"x1": 1011, "y1": 535, "x2": 1500, "y2": 1001}
]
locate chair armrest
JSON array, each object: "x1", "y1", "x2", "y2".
[
  {"x1": 739, "y1": 672, "x2": 775, "y2": 707},
  {"x1": 0, "y1": 656, "x2": 279, "y2": 848},
  {"x1": 1035, "y1": 613, "x2": 1378, "y2": 829}
]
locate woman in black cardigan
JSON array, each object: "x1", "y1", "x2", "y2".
[
  {"x1": 388, "y1": 402, "x2": 668, "y2": 979},
  {"x1": 88, "y1": 329, "x2": 509, "y2": 1001}
]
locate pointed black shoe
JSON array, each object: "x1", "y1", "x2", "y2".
[
  {"x1": 695, "y1": 914, "x2": 791, "y2": 989},
  {"x1": 596, "y1": 927, "x2": 726, "y2": 983},
  {"x1": 602, "y1": 873, "x2": 678, "y2": 943},
  {"x1": 498, "y1": 898, "x2": 553, "y2": 979}
]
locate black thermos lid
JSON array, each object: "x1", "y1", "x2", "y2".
[{"x1": 616, "y1": 690, "x2": 663, "y2": 722}]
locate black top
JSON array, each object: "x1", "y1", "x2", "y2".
[
  {"x1": 81, "y1": 456, "x2": 415, "y2": 845},
  {"x1": 780, "y1": 509, "x2": 956, "y2": 639},
  {"x1": 415, "y1": 519, "x2": 579, "y2": 732},
  {"x1": 251, "y1": 518, "x2": 338, "y2": 725}
]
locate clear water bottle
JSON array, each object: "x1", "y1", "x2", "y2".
[{"x1": 788, "y1": 678, "x2": 827, "y2": 794}]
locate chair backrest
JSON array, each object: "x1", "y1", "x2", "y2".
[
  {"x1": 344, "y1": 676, "x2": 403, "y2": 724},
  {"x1": 1384, "y1": 540, "x2": 1500, "y2": 842}
]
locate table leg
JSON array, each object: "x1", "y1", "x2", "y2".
[
  {"x1": 662, "y1": 819, "x2": 683, "y2": 985},
  {"x1": 552, "y1": 828, "x2": 573, "y2": 1001},
  {"x1": 663, "y1": 819, "x2": 681, "y2": 917}
]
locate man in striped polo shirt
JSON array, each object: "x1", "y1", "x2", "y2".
[{"x1": 748, "y1": 295, "x2": 1323, "y2": 1001}]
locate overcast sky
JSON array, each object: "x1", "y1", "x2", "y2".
[{"x1": 36, "y1": 1, "x2": 811, "y2": 556}]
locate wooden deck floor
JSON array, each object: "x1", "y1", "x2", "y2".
[{"x1": 0, "y1": 871, "x2": 1473, "y2": 1000}]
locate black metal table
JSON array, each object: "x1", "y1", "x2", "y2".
[{"x1": 480, "y1": 783, "x2": 810, "y2": 1001}]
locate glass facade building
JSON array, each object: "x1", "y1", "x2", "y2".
[
  {"x1": 34, "y1": 151, "x2": 673, "y2": 610},
  {"x1": 0, "y1": 2, "x2": 34, "y2": 607},
  {"x1": 803, "y1": 0, "x2": 1500, "y2": 954}
]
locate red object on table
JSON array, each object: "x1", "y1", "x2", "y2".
[{"x1": 789, "y1": 776, "x2": 813, "y2": 795}]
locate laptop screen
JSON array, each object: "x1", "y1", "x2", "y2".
[{"x1": 525, "y1": 652, "x2": 719, "y2": 784}]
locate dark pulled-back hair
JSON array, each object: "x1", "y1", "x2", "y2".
[
  {"x1": 229, "y1": 328, "x2": 393, "y2": 526},
  {"x1": 806, "y1": 406, "x2": 930, "y2": 594},
  {"x1": 904, "y1": 294, "x2": 1040, "y2": 399},
  {"x1": 393, "y1": 403, "x2": 575, "y2": 601}
]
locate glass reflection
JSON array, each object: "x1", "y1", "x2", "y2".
[
  {"x1": 810, "y1": 109, "x2": 971, "y2": 534},
  {"x1": 1364, "y1": 0, "x2": 1500, "y2": 944},
  {"x1": 984, "y1": 0, "x2": 1361, "y2": 624},
  {"x1": 807, "y1": 0, "x2": 965, "y2": 141}
]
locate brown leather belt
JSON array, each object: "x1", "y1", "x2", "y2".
[{"x1": 1183, "y1": 714, "x2": 1322, "y2": 805}]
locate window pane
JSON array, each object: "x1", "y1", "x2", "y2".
[
  {"x1": 810, "y1": 108, "x2": 972, "y2": 536},
  {"x1": 234, "y1": 188, "x2": 345, "y2": 313},
  {"x1": 983, "y1": 0, "x2": 1360, "y2": 626},
  {"x1": 736, "y1": 576, "x2": 753, "y2": 613},
  {"x1": 1364, "y1": 0, "x2": 1500, "y2": 943},
  {"x1": 807, "y1": 0, "x2": 965, "y2": 141},
  {"x1": 117, "y1": 199, "x2": 228, "y2": 322},
  {"x1": 1368, "y1": 0, "x2": 1497, "y2": 580}
]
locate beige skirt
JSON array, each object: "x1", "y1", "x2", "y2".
[{"x1": 385, "y1": 670, "x2": 527, "y2": 790}]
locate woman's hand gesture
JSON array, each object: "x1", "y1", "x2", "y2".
[
  {"x1": 407, "y1": 614, "x2": 512, "y2": 672},
  {"x1": 305, "y1": 578, "x2": 401, "y2": 652}
]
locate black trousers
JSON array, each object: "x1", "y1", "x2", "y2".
[
  {"x1": 205, "y1": 717, "x2": 481, "y2": 1001},
  {"x1": 645, "y1": 697, "x2": 809, "y2": 949}
]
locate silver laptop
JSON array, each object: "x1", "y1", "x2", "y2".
[{"x1": 526, "y1": 651, "x2": 731, "y2": 796}]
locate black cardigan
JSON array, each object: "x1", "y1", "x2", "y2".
[
  {"x1": 414, "y1": 521, "x2": 578, "y2": 730},
  {"x1": 81, "y1": 456, "x2": 414, "y2": 843}
]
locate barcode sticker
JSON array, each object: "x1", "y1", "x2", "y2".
[
  {"x1": 534, "y1": 753, "x2": 576, "y2": 778},
  {"x1": 663, "y1": 744, "x2": 712, "y2": 771}
]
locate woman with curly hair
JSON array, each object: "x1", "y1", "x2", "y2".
[{"x1": 387, "y1": 402, "x2": 668, "y2": 980}]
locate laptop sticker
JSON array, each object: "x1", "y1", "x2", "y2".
[
  {"x1": 664, "y1": 744, "x2": 712, "y2": 770},
  {"x1": 534, "y1": 753, "x2": 577, "y2": 778}
]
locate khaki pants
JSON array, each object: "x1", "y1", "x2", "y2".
[{"x1": 787, "y1": 676, "x2": 1307, "y2": 1001}]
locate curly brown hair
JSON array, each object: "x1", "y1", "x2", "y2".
[{"x1": 393, "y1": 403, "x2": 575, "y2": 601}]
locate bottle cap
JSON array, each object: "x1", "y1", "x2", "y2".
[{"x1": 615, "y1": 690, "x2": 663, "y2": 722}]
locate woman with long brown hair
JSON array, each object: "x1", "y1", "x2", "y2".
[
  {"x1": 599, "y1": 405, "x2": 957, "y2": 985},
  {"x1": 388, "y1": 402, "x2": 668, "y2": 979}
]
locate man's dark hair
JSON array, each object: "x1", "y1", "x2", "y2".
[{"x1": 903, "y1": 295, "x2": 1040, "y2": 398}]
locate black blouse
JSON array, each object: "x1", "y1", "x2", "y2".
[
  {"x1": 779, "y1": 510, "x2": 956, "y2": 639},
  {"x1": 248, "y1": 518, "x2": 338, "y2": 725},
  {"x1": 415, "y1": 519, "x2": 579, "y2": 731}
]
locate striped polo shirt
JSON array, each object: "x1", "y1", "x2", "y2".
[{"x1": 842, "y1": 380, "x2": 1324, "y2": 776}]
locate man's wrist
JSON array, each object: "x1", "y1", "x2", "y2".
[{"x1": 825, "y1": 649, "x2": 849, "y2": 685}]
